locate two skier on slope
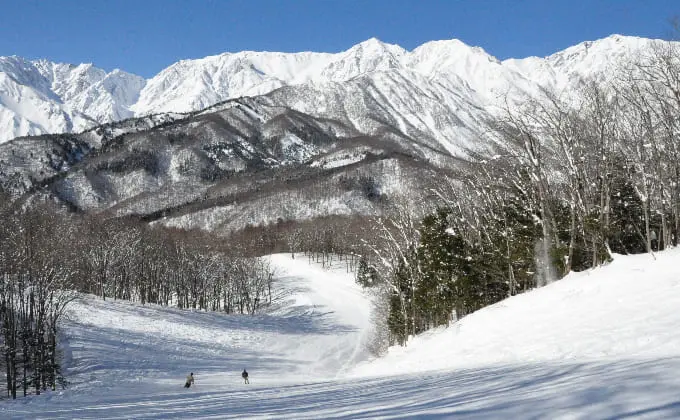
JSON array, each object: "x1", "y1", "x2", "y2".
[{"x1": 183, "y1": 369, "x2": 249, "y2": 388}]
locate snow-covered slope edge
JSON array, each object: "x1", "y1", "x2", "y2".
[{"x1": 350, "y1": 248, "x2": 680, "y2": 378}]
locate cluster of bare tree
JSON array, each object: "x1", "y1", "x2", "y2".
[
  {"x1": 0, "y1": 198, "x2": 75, "y2": 399},
  {"x1": 70, "y1": 218, "x2": 276, "y2": 315},
  {"x1": 482, "y1": 38, "x2": 680, "y2": 275},
  {"x1": 230, "y1": 215, "x2": 374, "y2": 259}
]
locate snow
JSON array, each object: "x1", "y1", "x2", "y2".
[
  {"x1": 4, "y1": 249, "x2": 680, "y2": 418},
  {"x1": 351, "y1": 249, "x2": 680, "y2": 376},
  {"x1": 315, "y1": 155, "x2": 365, "y2": 169},
  {"x1": 0, "y1": 56, "x2": 145, "y2": 143},
  {"x1": 276, "y1": 133, "x2": 318, "y2": 163},
  {"x1": 2, "y1": 254, "x2": 372, "y2": 418},
  {"x1": 1, "y1": 35, "x2": 668, "y2": 149}
]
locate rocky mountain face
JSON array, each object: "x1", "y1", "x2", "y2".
[{"x1": 0, "y1": 57, "x2": 145, "y2": 141}]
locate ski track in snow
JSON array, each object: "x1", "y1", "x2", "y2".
[{"x1": 4, "y1": 251, "x2": 680, "y2": 418}]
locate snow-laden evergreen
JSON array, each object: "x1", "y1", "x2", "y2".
[{"x1": 4, "y1": 249, "x2": 680, "y2": 418}]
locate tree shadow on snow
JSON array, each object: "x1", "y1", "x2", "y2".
[
  {"x1": 7, "y1": 357, "x2": 680, "y2": 419},
  {"x1": 69, "y1": 295, "x2": 357, "y2": 336},
  {"x1": 55, "y1": 322, "x2": 301, "y2": 388}
]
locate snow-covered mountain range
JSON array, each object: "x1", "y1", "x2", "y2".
[{"x1": 0, "y1": 35, "x2": 654, "y2": 146}]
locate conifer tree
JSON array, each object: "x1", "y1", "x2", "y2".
[{"x1": 356, "y1": 256, "x2": 378, "y2": 288}]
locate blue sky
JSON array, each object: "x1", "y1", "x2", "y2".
[{"x1": 0, "y1": 0, "x2": 677, "y2": 77}]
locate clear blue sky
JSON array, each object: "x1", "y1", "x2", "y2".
[{"x1": 0, "y1": 0, "x2": 677, "y2": 78}]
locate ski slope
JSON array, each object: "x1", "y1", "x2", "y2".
[{"x1": 4, "y1": 250, "x2": 680, "y2": 419}]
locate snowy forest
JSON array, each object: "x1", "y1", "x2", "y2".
[
  {"x1": 1, "y1": 35, "x2": 679, "y2": 399},
  {"x1": 359, "y1": 38, "x2": 680, "y2": 347}
]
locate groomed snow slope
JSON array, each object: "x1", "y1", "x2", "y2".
[{"x1": 4, "y1": 250, "x2": 680, "y2": 419}]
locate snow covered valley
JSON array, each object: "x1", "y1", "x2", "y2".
[{"x1": 4, "y1": 250, "x2": 680, "y2": 419}]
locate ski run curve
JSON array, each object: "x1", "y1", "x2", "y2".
[{"x1": 4, "y1": 250, "x2": 680, "y2": 419}]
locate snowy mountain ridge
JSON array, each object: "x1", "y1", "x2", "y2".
[
  {"x1": 0, "y1": 34, "x2": 660, "y2": 144},
  {"x1": 0, "y1": 56, "x2": 145, "y2": 142}
]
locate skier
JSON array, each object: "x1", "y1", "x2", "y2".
[
  {"x1": 184, "y1": 372, "x2": 195, "y2": 388},
  {"x1": 650, "y1": 229, "x2": 658, "y2": 251},
  {"x1": 242, "y1": 368, "x2": 249, "y2": 384}
]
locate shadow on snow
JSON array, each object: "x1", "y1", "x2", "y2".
[{"x1": 6, "y1": 357, "x2": 680, "y2": 419}]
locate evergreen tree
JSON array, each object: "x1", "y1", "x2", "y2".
[
  {"x1": 414, "y1": 209, "x2": 457, "y2": 330},
  {"x1": 608, "y1": 172, "x2": 646, "y2": 254},
  {"x1": 356, "y1": 256, "x2": 378, "y2": 288}
]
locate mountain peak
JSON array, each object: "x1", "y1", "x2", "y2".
[
  {"x1": 411, "y1": 38, "x2": 497, "y2": 60},
  {"x1": 344, "y1": 37, "x2": 407, "y2": 57},
  {"x1": 543, "y1": 33, "x2": 653, "y2": 68},
  {"x1": 315, "y1": 38, "x2": 406, "y2": 80},
  {"x1": 354, "y1": 37, "x2": 388, "y2": 48}
]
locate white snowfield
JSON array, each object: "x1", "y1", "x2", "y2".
[{"x1": 4, "y1": 250, "x2": 680, "y2": 419}]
